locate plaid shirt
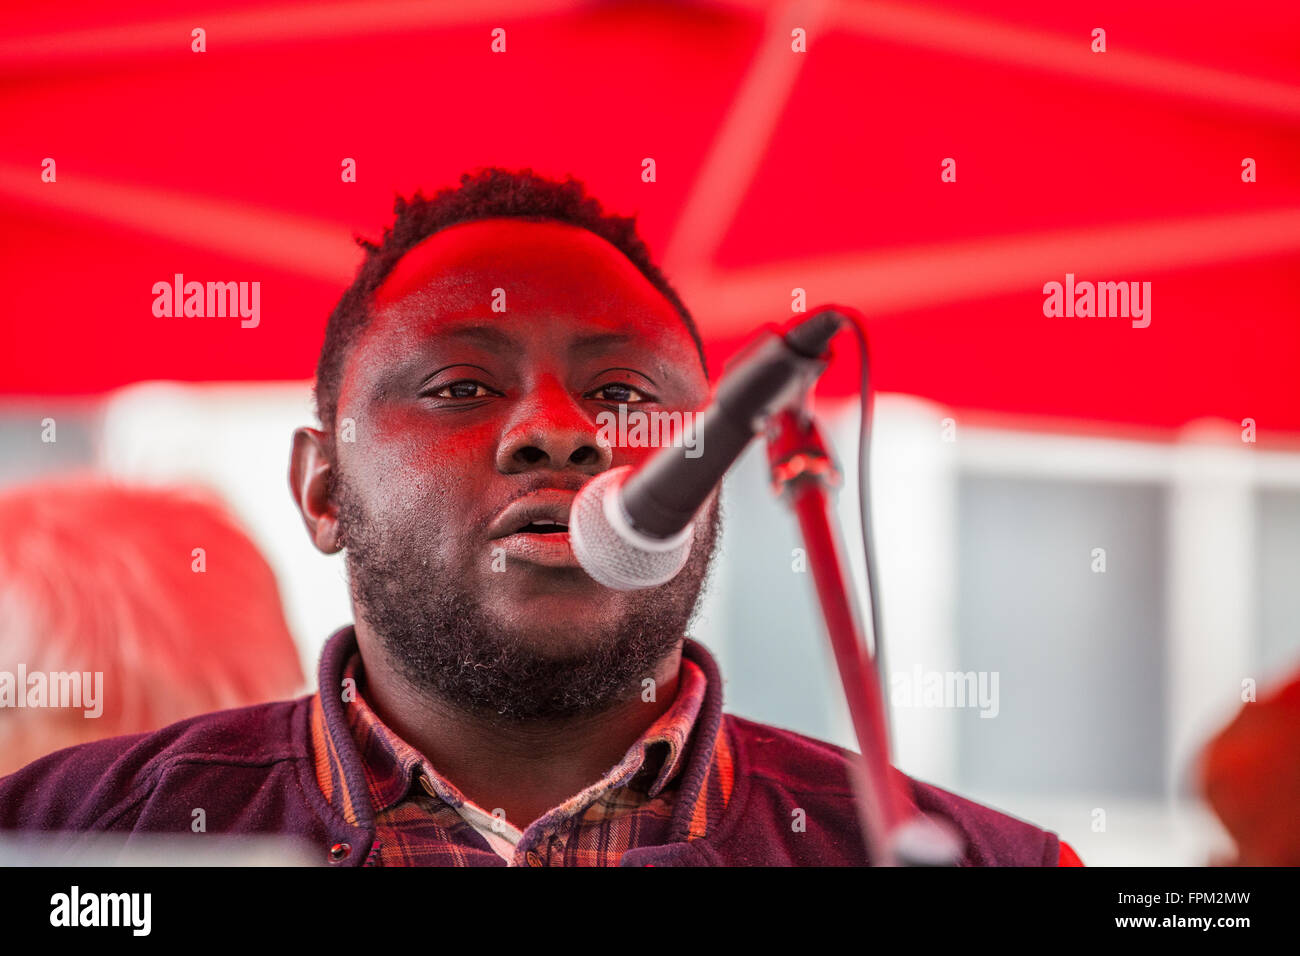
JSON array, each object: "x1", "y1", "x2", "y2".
[
  {"x1": 1, "y1": 625, "x2": 1072, "y2": 866},
  {"x1": 310, "y1": 647, "x2": 734, "y2": 866}
]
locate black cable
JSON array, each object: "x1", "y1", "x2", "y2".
[{"x1": 844, "y1": 313, "x2": 894, "y2": 754}]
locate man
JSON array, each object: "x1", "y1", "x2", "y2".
[{"x1": 0, "y1": 168, "x2": 1080, "y2": 866}]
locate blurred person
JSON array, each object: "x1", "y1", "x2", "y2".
[
  {"x1": 1200, "y1": 671, "x2": 1300, "y2": 866},
  {"x1": 0, "y1": 478, "x2": 305, "y2": 775},
  {"x1": 0, "y1": 169, "x2": 1079, "y2": 866}
]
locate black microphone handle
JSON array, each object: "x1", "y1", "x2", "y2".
[{"x1": 619, "y1": 322, "x2": 834, "y2": 539}]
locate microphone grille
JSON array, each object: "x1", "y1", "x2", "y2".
[{"x1": 570, "y1": 467, "x2": 694, "y2": 591}]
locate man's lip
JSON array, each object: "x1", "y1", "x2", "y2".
[
  {"x1": 492, "y1": 531, "x2": 579, "y2": 568},
  {"x1": 487, "y1": 489, "x2": 579, "y2": 540}
]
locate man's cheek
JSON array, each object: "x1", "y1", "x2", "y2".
[{"x1": 373, "y1": 411, "x2": 495, "y2": 468}]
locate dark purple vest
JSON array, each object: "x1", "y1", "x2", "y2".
[{"x1": 0, "y1": 628, "x2": 1060, "y2": 866}]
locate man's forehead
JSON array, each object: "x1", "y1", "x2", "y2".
[
  {"x1": 337, "y1": 218, "x2": 708, "y2": 410},
  {"x1": 372, "y1": 217, "x2": 655, "y2": 309}
]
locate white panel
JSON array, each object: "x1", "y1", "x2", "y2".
[{"x1": 99, "y1": 381, "x2": 351, "y2": 685}]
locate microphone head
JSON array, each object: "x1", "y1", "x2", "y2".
[{"x1": 569, "y1": 466, "x2": 695, "y2": 590}]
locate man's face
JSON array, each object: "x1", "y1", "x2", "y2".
[{"x1": 324, "y1": 218, "x2": 719, "y2": 719}]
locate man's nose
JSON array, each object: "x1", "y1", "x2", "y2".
[{"x1": 495, "y1": 378, "x2": 613, "y2": 476}]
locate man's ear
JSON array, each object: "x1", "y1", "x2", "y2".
[{"x1": 289, "y1": 427, "x2": 342, "y2": 554}]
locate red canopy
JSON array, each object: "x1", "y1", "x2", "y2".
[{"x1": 3, "y1": 0, "x2": 1298, "y2": 434}]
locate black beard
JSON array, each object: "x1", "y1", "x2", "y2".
[{"x1": 335, "y1": 474, "x2": 723, "y2": 722}]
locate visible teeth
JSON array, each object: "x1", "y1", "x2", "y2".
[{"x1": 515, "y1": 518, "x2": 568, "y2": 535}]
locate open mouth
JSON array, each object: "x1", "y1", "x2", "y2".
[
  {"x1": 514, "y1": 518, "x2": 569, "y2": 535},
  {"x1": 488, "y1": 493, "x2": 582, "y2": 568}
]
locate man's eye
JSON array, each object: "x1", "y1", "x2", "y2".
[
  {"x1": 432, "y1": 380, "x2": 494, "y2": 399},
  {"x1": 589, "y1": 382, "x2": 649, "y2": 403}
]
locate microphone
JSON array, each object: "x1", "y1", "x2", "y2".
[{"x1": 569, "y1": 309, "x2": 844, "y2": 590}]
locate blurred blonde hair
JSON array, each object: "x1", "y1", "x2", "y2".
[{"x1": 0, "y1": 477, "x2": 305, "y2": 771}]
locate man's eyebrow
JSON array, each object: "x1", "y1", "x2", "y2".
[
  {"x1": 426, "y1": 325, "x2": 638, "y2": 357},
  {"x1": 568, "y1": 331, "x2": 634, "y2": 355}
]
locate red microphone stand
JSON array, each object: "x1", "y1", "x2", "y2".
[{"x1": 765, "y1": 342, "x2": 964, "y2": 866}]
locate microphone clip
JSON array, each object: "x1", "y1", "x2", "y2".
[{"x1": 766, "y1": 409, "x2": 842, "y2": 499}]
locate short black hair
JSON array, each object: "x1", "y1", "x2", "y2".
[{"x1": 314, "y1": 167, "x2": 708, "y2": 436}]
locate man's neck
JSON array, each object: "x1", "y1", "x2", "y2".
[{"x1": 351, "y1": 631, "x2": 683, "y2": 830}]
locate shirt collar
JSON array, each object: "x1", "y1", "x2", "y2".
[{"x1": 313, "y1": 627, "x2": 710, "y2": 824}]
